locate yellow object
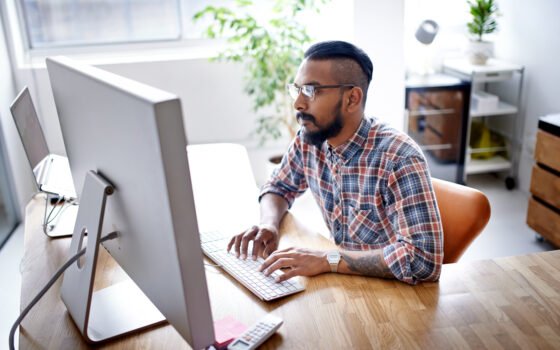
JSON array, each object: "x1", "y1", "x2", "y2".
[{"x1": 470, "y1": 120, "x2": 506, "y2": 159}]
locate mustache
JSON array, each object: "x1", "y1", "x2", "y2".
[{"x1": 296, "y1": 112, "x2": 316, "y2": 123}]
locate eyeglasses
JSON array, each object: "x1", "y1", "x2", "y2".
[{"x1": 286, "y1": 83, "x2": 355, "y2": 101}]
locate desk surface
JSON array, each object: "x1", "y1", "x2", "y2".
[{"x1": 19, "y1": 195, "x2": 560, "y2": 349}]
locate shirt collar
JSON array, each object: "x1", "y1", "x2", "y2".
[{"x1": 328, "y1": 117, "x2": 371, "y2": 163}]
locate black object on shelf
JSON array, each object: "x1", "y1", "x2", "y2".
[{"x1": 405, "y1": 74, "x2": 471, "y2": 184}]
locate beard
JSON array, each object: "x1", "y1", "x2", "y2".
[{"x1": 297, "y1": 100, "x2": 344, "y2": 148}]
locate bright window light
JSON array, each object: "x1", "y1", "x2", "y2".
[{"x1": 19, "y1": 0, "x2": 183, "y2": 48}]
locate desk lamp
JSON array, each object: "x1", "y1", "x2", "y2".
[{"x1": 413, "y1": 19, "x2": 439, "y2": 76}]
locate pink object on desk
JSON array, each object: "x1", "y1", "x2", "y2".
[{"x1": 213, "y1": 316, "x2": 248, "y2": 349}]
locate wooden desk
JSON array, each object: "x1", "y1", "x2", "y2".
[{"x1": 19, "y1": 195, "x2": 560, "y2": 349}]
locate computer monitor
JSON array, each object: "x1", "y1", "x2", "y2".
[
  {"x1": 10, "y1": 87, "x2": 49, "y2": 169},
  {"x1": 9, "y1": 86, "x2": 76, "y2": 200},
  {"x1": 46, "y1": 56, "x2": 215, "y2": 348}
]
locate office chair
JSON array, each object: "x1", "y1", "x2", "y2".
[{"x1": 431, "y1": 178, "x2": 491, "y2": 264}]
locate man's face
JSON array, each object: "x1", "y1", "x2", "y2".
[{"x1": 293, "y1": 59, "x2": 346, "y2": 147}]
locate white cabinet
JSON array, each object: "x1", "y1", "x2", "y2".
[{"x1": 443, "y1": 58, "x2": 524, "y2": 189}]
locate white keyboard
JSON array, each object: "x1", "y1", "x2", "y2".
[{"x1": 200, "y1": 231, "x2": 305, "y2": 301}]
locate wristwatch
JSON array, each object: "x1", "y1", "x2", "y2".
[{"x1": 326, "y1": 250, "x2": 341, "y2": 273}]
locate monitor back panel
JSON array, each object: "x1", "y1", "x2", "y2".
[
  {"x1": 46, "y1": 56, "x2": 214, "y2": 349},
  {"x1": 10, "y1": 87, "x2": 51, "y2": 172}
]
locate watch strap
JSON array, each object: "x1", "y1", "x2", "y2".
[{"x1": 327, "y1": 250, "x2": 341, "y2": 273}]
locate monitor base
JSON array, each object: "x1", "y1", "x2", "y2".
[{"x1": 60, "y1": 171, "x2": 165, "y2": 343}]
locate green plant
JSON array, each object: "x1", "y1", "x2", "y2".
[
  {"x1": 467, "y1": 0, "x2": 499, "y2": 41},
  {"x1": 193, "y1": 0, "x2": 327, "y2": 144}
]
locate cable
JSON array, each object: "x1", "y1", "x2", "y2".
[
  {"x1": 204, "y1": 262, "x2": 222, "y2": 267},
  {"x1": 44, "y1": 196, "x2": 65, "y2": 225},
  {"x1": 8, "y1": 231, "x2": 119, "y2": 350},
  {"x1": 41, "y1": 194, "x2": 79, "y2": 235},
  {"x1": 44, "y1": 201, "x2": 74, "y2": 226}
]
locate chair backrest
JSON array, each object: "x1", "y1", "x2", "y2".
[{"x1": 431, "y1": 178, "x2": 491, "y2": 264}]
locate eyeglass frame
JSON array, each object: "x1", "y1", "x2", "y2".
[{"x1": 286, "y1": 83, "x2": 355, "y2": 101}]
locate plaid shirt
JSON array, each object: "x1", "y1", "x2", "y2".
[{"x1": 261, "y1": 117, "x2": 443, "y2": 284}]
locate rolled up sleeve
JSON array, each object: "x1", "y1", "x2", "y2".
[
  {"x1": 259, "y1": 137, "x2": 308, "y2": 208},
  {"x1": 382, "y1": 156, "x2": 443, "y2": 285}
]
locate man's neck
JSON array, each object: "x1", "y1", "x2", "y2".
[{"x1": 327, "y1": 114, "x2": 364, "y2": 148}]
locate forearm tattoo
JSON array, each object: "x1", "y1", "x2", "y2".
[{"x1": 340, "y1": 251, "x2": 395, "y2": 279}]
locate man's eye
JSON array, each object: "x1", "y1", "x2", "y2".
[{"x1": 303, "y1": 86, "x2": 314, "y2": 96}]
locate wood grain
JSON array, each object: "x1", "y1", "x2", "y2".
[
  {"x1": 535, "y1": 130, "x2": 560, "y2": 172},
  {"x1": 530, "y1": 165, "x2": 560, "y2": 208},
  {"x1": 19, "y1": 196, "x2": 560, "y2": 349},
  {"x1": 527, "y1": 198, "x2": 560, "y2": 247}
]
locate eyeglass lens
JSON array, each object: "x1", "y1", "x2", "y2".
[{"x1": 287, "y1": 84, "x2": 314, "y2": 100}]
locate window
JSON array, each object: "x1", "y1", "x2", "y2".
[
  {"x1": 19, "y1": 0, "x2": 184, "y2": 48},
  {"x1": 12, "y1": 0, "x2": 350, "y2": 55},
  {"x1": 0, "y1": 136, "x2": 19, "y2": 249}
]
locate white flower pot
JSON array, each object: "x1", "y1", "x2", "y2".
[{"x1": 467, "y1": 40, "x2": 494, "y2": 65}]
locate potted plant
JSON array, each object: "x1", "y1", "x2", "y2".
[
  {"x1": 466, "y1": 0, "x2": 499, "y2": 65},
  {"x1": 194, "y1": 0, "x2": 327, "y2": 149}
]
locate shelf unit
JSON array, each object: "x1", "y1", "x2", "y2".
[
  {"x1": 404, "y1": 74, "x2": 471, "y2": 184},
  {"x1": 443, "y1": 58, "x2": 524, "y2": 189}
]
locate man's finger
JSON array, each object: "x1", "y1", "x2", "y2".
[
  {"x1": 262, "y1": 257, "x2": 295, "y2": 276},
  {"x1": 239, "y1": 230, "x2": 257, "y2": 259},
  {"x1": 259, "y1": 251, "x2": 284, "y2": 271},
  {"x1": 275, "y1": 268, "x2": 298, "y2": 283},
  {"x1": 262, "y1": 247, "x2": 295, "y2": 265},
  {"x1": 232, "y1": 236, "x2": 243, "y2": 257},
  {"x1": 250, "y1": 233, "x2": 264, "y2": 260},
  {"x1": 273, "y1": 246, "x2": 293, "y2": 254},
  {"x1": 262, "y1": 241, "x2": 278, "y2": 258},
  {"x1": 227, "y1": 233, "x2": 244, "y2": 252},
  {"x1": 226, "y1": 237, "x2": 235, "y2": 252},
  {"x1": 232, "y1": 227, "x2": 256, "y2": 258}
]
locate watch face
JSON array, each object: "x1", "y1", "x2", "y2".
[{"x1": 327, "y1": 252, "x2": 340, "y2": 263}]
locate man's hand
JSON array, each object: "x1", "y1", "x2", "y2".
[
  {"x1": 258, "y1": 247, "x2": 330, "y2": 282},
  {"x1": 227, "y1": 224, "x2": 279, "y2": 260}
]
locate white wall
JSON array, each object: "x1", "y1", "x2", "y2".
[
  {"x1": 0, "y1": 13, "x2": 33, "y2": 215},
  {"x1": 494, "y1": 0, "x2": 560, "y2": 192},
  {"x1": 404, "y1": 0, "x2": 471, "y2": 73},
  {"x1": 17, "y1": 59, "x2": 253, "y2": 154},
  {"x1": 355, "y1": 0, "x2": 405, "y2": 130}
]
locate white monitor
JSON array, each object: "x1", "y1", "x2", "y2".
[
  {"x1": 9, "y1": 87, "x2": 49, "y2": 170},
  {"x1": 46, "y1": 56, "x2": 215, "y2": 348}
]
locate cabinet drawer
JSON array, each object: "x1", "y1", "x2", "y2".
[
  {"x1": 535, "y1": 130, "x2": 560, "y2": 172},
  {"x1": 527, "y1": 198, "x2": 560, "y2": 247},
  {"x1": 530, "y1": 165, "x2": 560, "y2": 208},
  {"x1": 472, "y1": 70, "x2": 513, "y2": 82}
]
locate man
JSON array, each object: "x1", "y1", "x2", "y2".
[{"x1": 228, "y1": 41, "x2": 443, "y2": 285}]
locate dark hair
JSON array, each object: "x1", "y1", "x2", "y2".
[{"x1": 304, "y1": 41, "x2": 373, "y2": 105}]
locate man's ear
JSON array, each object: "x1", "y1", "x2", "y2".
[{"x1": 346, "y1": 87, "x2": 364, "y2": 112}]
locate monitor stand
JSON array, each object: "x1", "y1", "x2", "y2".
[{"x1": 60, "y1": 171, "x2": 165, "y2": 343}]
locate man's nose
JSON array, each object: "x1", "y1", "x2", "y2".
[{"x1": 293, "y1": 91, "x2": 307, "y2": 111}]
